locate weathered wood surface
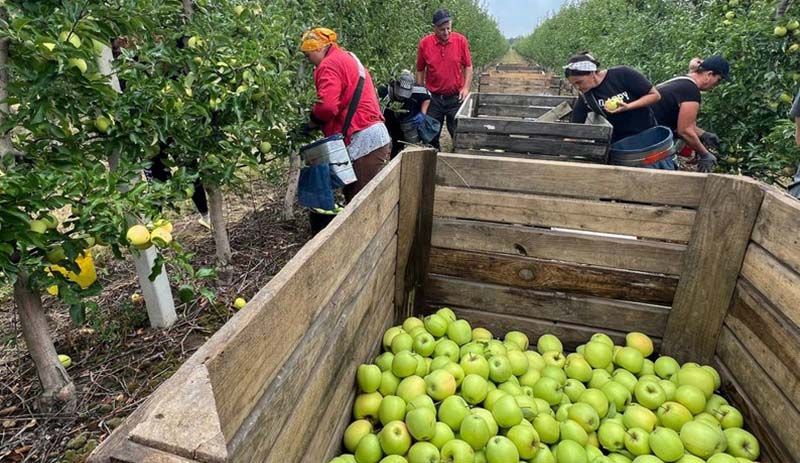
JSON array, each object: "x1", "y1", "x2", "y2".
[
  {"x1": 435, "y1": 153, "x2": 706, "y2": 207},
  {"x1": 204, "y1": 158, "x2": 400, "y2": 441},
  {"x1": 434, "y1": 186, "x2": 696, "y2": 242},
  {"x1": 716, "y1": 327, "x2": 800, "y2": 459},
  {"x1": 395, "y1": 147, "x2": 437, "y2": 320},
  {"x1": 725, "y1": 280, "x2": 800, "y2": 408},
  {"x1": 457, "y1": 117, "x2": 611, "y2": 140},
  {"x1": 662, "y1": 175, "x2": 763, "y2": 364},
  {"x1": 453, "y1": 149, "x2": 602, "y2": 163},
  {"x1": 431, "y1": 218, "x2": 686, "y2": 275},
  {"x1": 227, "y1": 211, "x2": 398, "y2": 460},
  {"x1": 479, "y1": 84, "x2": 561, "y2": 94},
  {"x1": 103, "y1": 440, "x2": 199, "y2": 463},
  {"x1": 429, "y1": 247, "x2": 677, "y2": 304},
  {"x1": 476, "y1": 104, "x2": 553, "y2": 119},
  {"x1": 477, "y1": 93, "x2": 574, "y2": 107},
  {"x1": 739, "y1": 242, "x2": 800, "y2": 329},
  {"x1": 715, "y1": 359, "x2": 794, "y2": 463},
  {"x1": 536, "y1": 101, "x2": 573, "y2": 122},
  {"x1": 456, "y1": 133, "x2": 608, "y2": 160},
  {"x1": 426, "y1": 275, "x2": 670, "y2": 336},
  {"x1": 750, "y1": 190, "x2": 800, "y2": 275}
]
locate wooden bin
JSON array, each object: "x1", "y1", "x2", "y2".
[
  {"x1": 478, "y1": 70, "x2": 562, "y2": 95},
  {"x1": 91, "y1": 151, "x2": 800, "y2": 462},
  {"x1": 454, "y1": 93, "x2": 613, "y2": 163}
]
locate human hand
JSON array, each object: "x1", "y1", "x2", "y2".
[
  {"x1": 697, "y1": 152, "x2": 717, "y2": 173},
  {"x1": 459, "y1": 87, "x2": 470, "y2": 102},
  {"x1": 699, "y1": 131, "x2": 721, "y2": 151}
]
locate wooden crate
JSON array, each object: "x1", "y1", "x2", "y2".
[
  {"x1": 478, "y1": 70, "x2": 563, "y2": 95},
  {"x1": 454, "y1": 93, "x2": 613, "y2": 163},
  {"x1": 90, "y1": 151, "x2": 800, "y2": 463}
]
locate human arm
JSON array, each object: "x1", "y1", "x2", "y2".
[
  {"x1": 676, "y1": 102, "x2": 709, "y2": 154},
  {"x1": 571, "y1": 98, "x2": 590, "y2": 123},
  {"x1": 605, "y1": 67, "x2": 661, "y2": 114},
  {"x1": 459, "y1": 66, "x2": 473, "y2": 101},
  {"x1": 310, "y1": 66, "x2": 342, "y2": 125},
  {"x1": 416, "y1": 41, "x2": 426, "y2": 87},
  {"x1": 610, "y1": 86, "x2": 661, "y2": 113},
  {"x1": 421, "y1": 99, "x2": 430, "y2": 115}
]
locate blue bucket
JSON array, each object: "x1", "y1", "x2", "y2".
[{"x1": 608, "y1": 126, "x2": 674, "y2": 167}]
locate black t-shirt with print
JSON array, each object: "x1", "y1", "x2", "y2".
[
  {"x1": 571, "y1": 66, "x2": 657, "y2": 142},
  {"x1": 652, "y1": 77, "x2": 702, "y2": 133}
]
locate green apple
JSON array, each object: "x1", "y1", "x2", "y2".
[
  {"x1": 614, "y1": 347, "x2": 644, "y2": 374},
  {"x1": 569, "y1": 402, "x2": 600, "y2": 432},
  {"x1": 586, "y1": 445, "x2": 603, "y2": 460},
  {"x1": 383, "y1": 327, "x2": 405, "y2": 350},
  {"x1": 555, "y1": 439, "x2": 588, "y2": 463},
  {"x1": 488, "y1": 355, "x2": 513, "y2": 383},
  {"x1": 694, "y1": 412, "x2": 721, "y2": 428},
  {"x1": 601, "y1": 380, "x2": 631, "y2": 412},
  {"x1": 353, "y1": 392, "x2": 382, "y2": 422},
  {"x1": 355, "y1": 433, "x2": 383, "y2": 463},
  {"x1": 634, "y1": 380, "x2": 666, "y2": 410},
  {"x1": 358, "y1": 364, "x2": 383, "y2": 393},
  {"x1": 485, "y1": 435, "x2": 519, "y2": 463},
  {"x1": 542, "y1": 351, "x2": 566, "y2": 368},
  {"x1": 723, "y1": 427, "x2": 759, "y2": 460},
  {"x1": 714, "y1": 404, "x2": 743, "y2": 429},
  {"x1": 631, "y1": 457, "x2": 663, "y2": 463},
  {"x1": 704, "y1": 394, "x2": 728, "y2": 414},
  {"x1": 376, "y1": 353, "x2": 395, "y2": 372},
  {"x1": 579, "y1": 387, "x2": 610, "y2": 418},
  {"x1": 507, "y1": 423, "x2": 540, "y2": 459},
  {"x1": 537, "y1": 334, "x2": 563, "y2": 354},
  {"x1": 520, "y1": 369, "x2": 542, "y2": 389},
  {"x1": 440, "y1": 439, "x2": 474, "y2": 463},
  {"x1": 344, "y1": 419, "x2": 373, "y2": 452},
  {"x1": 656, "y1": 401, "x2": 692, "y2": 432},
  {"x1": 676, "y1": 367, "x2": 715, "y2": 398},
  {"x1": 446, "y1": 319, "x2": 472, "y2": 346},
  {"x1": 623, "y1": 427, "x2": 650, "y2": 456},
  {"x1": 407, "y1": 394, "x2": 435, "y2": 414},
  {"x1": 701, "y1": 366, "x2": 721, "y2": 390},
  {"x1": 610, "y1": 369, "x2": 636, "y2": 393},
  {"x1": 430, "y1": 356, "x2": 451, "y2": 372},
  {"x1": 529, "y1": 443, "x2": 555, "y2": 463},
  {"x1": 484, "y1": 389, "x2": 508, "y2": 411},
  {"x1": 423, "y1": 314, "x2": 448, "y2": 337},
  {"x1": 584, "y1": 341, "x2": 614, "y2": 369},
  {"x1": 442, "y1": 362, "x2": 464, "y2": 386},
  {"x1": 505, "y1": 330, "x2": 529, "y2": 350},
  {"x1": 391, "y1": 333, "x2": 414, "y2": 354},
  {"x1": 414, "y1": 354, "x2": 429, "y2": 377},
  {"x1": 556, "y1": 402, "x2": 572, "y2": 422},
  {"x1": 506, "y1": 349, "x2": 529, "y2": 376},
  {"x1": 608, "y1": 454, "x2": 634, "y2": 463},
  {"x1": 598, "y1": 420, "x2": 626, "y2": 452},
  {"x1": 396, "y1": 375, "x2": 426, "y2": 403},
  {"x1": 590, "y1": 369, "x2": 613, "y2": 389},
  {"x1": 434, "y1": 339, "x2": 460, "y2": 362},
  {"x1": 591, "y1": 333, "x2": 614, "y2": 346},
  {"x1": 640, "y1": 359, "x2": 655, "y2": 377},
  {"x1": 679, "y1": 420, "x2": 723, "y2": 459},
  {"x1": 706, "y1": 454, "x2": 737, "y2": 463},
  {"x1": 775, "y1": 25, "x2": 789, "y2": 37},
  {"x1": 460, "y1": 414, "x2": 491, "y2": 449},
  {"x1": 491, "y1": 394, "x2": 523, "y2": 428},
  {"x1": 436, "y1": 307, "x2": 457, "y2": 323},
  {"x1": 472, "y1": 327, "x2": 493, "y2": 341},
  {"x1": 379, "y1": 371, "x2": 400, "y2": 396},
  {"x1": 379, "y1": 395, "x2": 407, "y2": 425},
  {"x1": 430, "y1": 421, "x2": 455, "y2": 449},
  {"x1": 439, "y1": 395, "x2": 470, "y2": 431},
  {"x1": 654, "y1": 356, "x2": 680, "y2": 379},
  {"x1": 625, "y1": 332, "x2": 653, "y2": 357},
  {"x1": 623, "y1": 404, "x2": 657, "y2": 432},
  {"x1": 461, "y1": 374, "x2": 489, "y2": 405},
  {"x1": 472, "y1": 407, "x2": 500, "y2": 436},
  {"x1": 460, "y1": 342, "x2": 485, "y2": 358},
  {"x1": 379, "y1": 421, "x2": 412, "y2": 455},
  {"x1": 94, "y1": 115, "x2": 112, "y2": 133},
  {"x1": 674, "y1": 455, "x2": 704, "y2": 463},
  {"x1": 532, "y1": 377, "x2": 563, "y2": 405},
  {"x1": 514, "y1": 394, "x2": 538, "y2": 421},
  {"x1": 378, "y1": 456, "x2": 407, "y2": 463},
  {"x1": 503, "y1": 340, "x2": 521, "y2": 353},
  {"x1": 565, "y1": 355, "x2": 593, "y2": 382},
  {"x1": 68, "y1": 58, "x2": 88, "y2": 74},
  {"x1": 425, "y1": 369, "x2": 456, "y2": 401},
  {"x1": 485, "y1": 340, "x2": 507, "y2": 357},
  {"x1": 649, "y1": 426, "x2": 684, "y2": 461},
  {"x1": 393, "y1": 351, "x2": 418, "y2": 378},
  {"x1": 533, "y1": 413, "x2": 560, "y2": 444},
  {"x1": 541, "y1": 365, "x2": 567, "y2": 385},
  {"x1": 413, "y1": 332, "x2": 436, "y2": 357},
  {"x1": 406, "y1": 406, "x2": 437, "y2": 441},
  {"x1": 564, "y1": 378, "x2": 587, "y2": 402},
  {"x1": 659, "y1": 379, "x2": 677, "y2": 401},
  {"x1": 560, "y1": 419, "x2": 589, "y2": 445},
  {"x1": 402, "y1": 316, "x2": 424, "y2": 333},
  {"x1": 525, "y1": 350, "x2": 546, "y2": 371},
  {"x1": 407, "y1": 442, "x2": 440, "y2": 463},
  {"x1": 674, "y1": 385, "x2": 706, "y2": 415}
]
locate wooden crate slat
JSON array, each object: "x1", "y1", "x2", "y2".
[
  {"x1": 453, "y1": 148, "x2": 600, "y2": 163},
  {"x1": 425, "y1": 274, "x2": 670, "y2": 336},
  {"x1": 434, "y1": 186, "x2": 696, "y2": 242},
  {"x1": 475, "y1": 104, "x2": 553, "y2": 118},
  {"x1": 740, "y1": 241, "x2": 800, "y2": 330},
  {"x1": 751, "y1": 190, "x2": 800, "y2": 275},
  {"x1": 477, "y1": 94, "x2": 575, "y2": 107},
  {"x1": 457, "y1": 117, "x2": 611, "y2": 140},
  {"x1": 456, "y1": 132, "x2": 608, "y2": 160},
  {"x1": 428, "y1": 247, "x2": 677, "y2": 305}
]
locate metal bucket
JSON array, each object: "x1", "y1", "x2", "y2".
[
  {"x1": 299, "y1": 134, "x2": 357, "y2": 185},
  {"x1": 608, "y1": 126, "x2": 674, "y2": 167},
  {"x1": 399, "y1": 120, "x2": 420, "y2": 143}
]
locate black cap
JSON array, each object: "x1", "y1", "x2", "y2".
[
  {"x1": 700, "y1": 55, "x2": 730, "y2": 80},
  {"x1": 433, "y1": 9, "x2": 452, "y2": 26}
]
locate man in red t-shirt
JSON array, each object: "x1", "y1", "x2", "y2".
[{"x1": 416, "y1": 9, "x2": 473, "y2": 150}]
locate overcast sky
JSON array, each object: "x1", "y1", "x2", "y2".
[{"x1": 483, "y1": 0, "x2": 567, "y2": 38}]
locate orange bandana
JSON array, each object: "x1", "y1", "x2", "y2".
[{"x1": 301, "y1": 27, "x2": 337, "y2": 52}]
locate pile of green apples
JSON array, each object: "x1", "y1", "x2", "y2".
[{"x1": 328, "y1": 308, "x2": 761, "y2": 463}]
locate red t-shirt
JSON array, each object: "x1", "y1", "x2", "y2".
[
  {"x1": 312, "y1": 45, "x2": 384, "y2": 144},
  {"x1": 416, "y1": 32, "x2": 472, "y2": 95}
]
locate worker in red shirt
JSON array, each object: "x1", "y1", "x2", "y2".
[
  {"x1": 416, "y1": 9, "x2": 473, "y2": 150},
  {"x1": 301, "y1": 27, "x2": 391, "y2": 201}
]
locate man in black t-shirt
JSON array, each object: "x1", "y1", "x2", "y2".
[
  {"x1": 652, "y1": 55, "x2": 729, "y2": 172},
  {"x1": 379, "y1": 70, "x2": 432, "y2": 156}
]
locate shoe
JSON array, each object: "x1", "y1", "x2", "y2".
[{"x1": 198, "y1": 213, "x2": 212, "y2": 230}]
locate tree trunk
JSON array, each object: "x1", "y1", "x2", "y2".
[
  {"x1": 14, "y1": 272, "x2": 77, "y2": 412},
  {"x1": 283, "y1": 153, "x2": 301, "y2": 221},
  {"x1": 775, "y1": 0, "x2": 792, "y2": 18},
  {"x1": 205, "y1": 183, "x2": 232, "y2": 266}
]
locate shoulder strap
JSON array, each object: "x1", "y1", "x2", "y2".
[
  {"x1": 656, "y1": 75, "x2": 695, "y2": 89},
  {"x1": 342, "y1": 52, "x2": 366, "y2": 136}
]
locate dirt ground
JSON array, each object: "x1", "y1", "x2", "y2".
[{"x1": 0, "y1": 167, "x2": 312, "y2": 463}]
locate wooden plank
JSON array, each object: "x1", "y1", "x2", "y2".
[
  {"x1": 751, "y1": 190, "x2": 800, "y2": 275},
  {"x1": 395, "y1": 147, "x2": 437, "y2": 320},
  {"x1": 536, "y1": 101, "x2": 573, "y2": 122},
  {"x1": 476, "y1": 104, "x2": 553, "y2": 119},
  {"x1": 456, "y1": 133, "x2": 608, "y2": 160},
  {"x1": 431, "y1": 218, "x2": 686, "y2": 275},
  {"x1": 425, "y1": 275, "x2": 670, "y2": 336},
  {"x1": 480, "y1": 85, "x2": 561, "y2": 94},
  {"x1": 227, "y1": 211, "x2": 398, "y2": 459},
  {"x1": 452, "y1": 148, "x2": 600, "y2": 163},
  {"x1": 435, "y1": 153, "x2": 706, "y2": 207},
  {"x1": 716, "y1": 327, "x2": 800, "y2": 458},
  {"x1": 456, "y1": 116, "x2": 611, "y2": 140},
  {"x1": 477, "y1": 94, "x2": 574, "y2": 107},
  {"x1": 725, "y1": 280, "x2": 800, "y2": 408},
  {"x1": 740, "y1": 242, "x2": 800, "y2": 329},
  {"x1": 662, "y1": 176, "x2": 763, "y2": 364},
  {"x1": 261, "y1": 254, "x2": 396, "y2": 462},
  {"x1": 97, "y1": 440, "x2": 200, "y2": 463},
  {"x1": 204, "y1": 157, "x2": 401, "y2": 441},
  {"x1": 714, "y1": 359, "x2": 793, "y2": 463},
  {"x1": 434, "y1": 186, "x2": 696, "y2": 242},
  {"x1": 429, "y1": 247, "x2": 677, "y2": 304}
]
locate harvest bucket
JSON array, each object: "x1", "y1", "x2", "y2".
[
  {"x1": 399, "y1": 119, "x2": 420, "y2": 143},
  {"x1": 608, "y1": 126, "x2": 674, "y2": 167},
  {"x1": 300, "y1": 134, "x2": 357, "y2": 186}
]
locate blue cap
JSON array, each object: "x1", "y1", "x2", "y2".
[
  {"x1": 433, "y1": 9, "x2": 452, "y2": 26},
  {"x1": 700, "y1": 55, "x2": 730, "y2": 80}
]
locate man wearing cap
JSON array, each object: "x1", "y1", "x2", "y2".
[
  {"x1": 652, "y1": 55, "x2": 730, "y2": 173},
  {"x1": 416, "y1": 8, "x2": 473, "y2": 150},
  {"x1": 300, "y1": 27, "x2": 391, "y2": 201},
  {"x1": 379, "y1": 70, "x2": 432, "y2": 156}
]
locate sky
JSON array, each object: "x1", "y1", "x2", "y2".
[{"x1": 483, "y1": 0, "x2": 567, "y2": 38}]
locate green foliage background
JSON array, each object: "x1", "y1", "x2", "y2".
[{"x1": 515, "y1": 0, "x2": 800, "y2": 182}]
